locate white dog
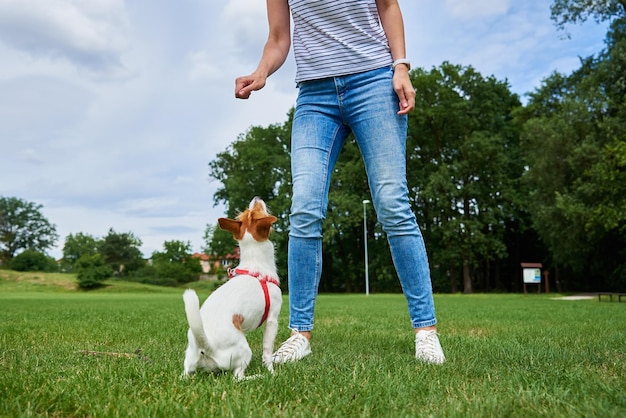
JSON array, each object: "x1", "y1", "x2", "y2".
[{"x1": 182, "y1": 197, "x2": 282, "y2": 379}]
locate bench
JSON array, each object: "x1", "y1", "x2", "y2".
[{"x1": 597, "y1": 292, "x2": 626, "y2": 302}]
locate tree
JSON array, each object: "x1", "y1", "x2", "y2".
[
  {"x1": 150, "y1": 240, "x2": 202, "y2": 286},
  {"x1": 210, "y1": 118, "x2": 292, "y2": 220},
  {"x1": 0, "y1": 196, "x2": 59, "y2": 263},
  {"x1": 551, "y1": 0, "x2": 626, "y2": 34},
  {"x1": 518, "y1": 17, "x2": 626, "y2": 290},
  {"x1": 98, "y1": 228, "x2": 144, "y2": 276},
  {"x1": 204, "y1": 223, "x2": 234, "y2": 258},
  {"x1": 75, "y1": 253, "x2": 112, "y2": 289},
  {"x1": 408, "y1": 63, "x2": 523, "y2": 293},
  {"x1": 11, "y1": 249, "x2": 58, "y2": 272},
  {"x1": 61, "y1": 232, "x2": 101, "y2": 272}
]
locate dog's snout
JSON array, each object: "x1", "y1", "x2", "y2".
[{"x1": 249, "y1": 196, "x2": 267, "y2": 212}]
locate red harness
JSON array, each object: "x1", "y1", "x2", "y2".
[{"x1": 228, "y1": 268, "x2": 280, "y2": 328}]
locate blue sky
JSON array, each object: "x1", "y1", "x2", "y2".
[{"x1": 0, "y1": 0, "x2": 610, "y2": 259}]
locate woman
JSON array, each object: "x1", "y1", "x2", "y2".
[{"x1": 235, "y1": 0, "x2": 445, "y2": 365}]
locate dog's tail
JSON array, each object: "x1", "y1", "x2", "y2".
[{"x1": 183, "y1": 289, "x2": 211, "y2": 351}]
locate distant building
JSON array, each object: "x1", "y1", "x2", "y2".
[{"x1": 192, "y1": 248, "x2": 240, "y2": 274}]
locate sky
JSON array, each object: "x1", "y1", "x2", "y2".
[{"x1": 0, "y1": 0, "x2": 611, "y2": 260}]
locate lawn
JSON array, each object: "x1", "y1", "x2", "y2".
[{"x1": 1, "y1": 271, "x2": 624, "y2": 417}]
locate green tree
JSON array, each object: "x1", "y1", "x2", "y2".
[
  {"x1": 203, "y1": 223, "x2": 237, "y2": 276},
  {"x1": 518, "y1": 17, "x2": 626, "y2": 290},
  {"x1": 75, "y1": 253, "x2": 112, "y2": 289},
  {"x1": 150, "y1": 240, "x2": 202, "y2": 285},
  {"x1": 409, "y1": 63, "x2": 523, "y2": 293},
  {"x1": 61, "y1": 232, "x2": 101, "y2": 272},
  {"x1": 204, "y1": 223, "x2": 233, "y2": 258},
  {"x1": 551, "y1": 0, "x2": 626, "y2": 34},
  {"x1": 0, "y1": 196, "x2": 59, "y2": 263},
  {"x1": 10, "y1": 249, "x2": 58, "y2": 272},
  {"x1": 210, "y1": 118, "x2": 292, "y2": 221},
  {"x1": 98, "y1": 228, "x2": 144, "y2": 276}
]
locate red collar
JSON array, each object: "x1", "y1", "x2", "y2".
[{"x1": 228, "y1": 268, "x2": 280, "y2": 328}]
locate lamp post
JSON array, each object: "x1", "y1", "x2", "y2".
[{"x1": 362, "y1": 199, "x2": 370, "y2": 296}]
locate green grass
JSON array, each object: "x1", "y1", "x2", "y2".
[{"x1": 1, "y1": 272, "x2": 625, "y2": 417}]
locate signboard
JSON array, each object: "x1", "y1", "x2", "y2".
[
  {"x1": 521, "y1": 262, "x2": 543, "y2": 293},
  {"x1": 523, "y1": 268, "x2": 541, "y2": 284}
]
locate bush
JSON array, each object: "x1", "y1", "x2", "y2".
[
  {"x1": 156, "y1": 261, "x2": 201, "y2": 285},
  {"x1": 75, "y1": 254, "x2": 113, "y2": 289},
  {"x1": 11, "y1": 250, "x2": 58, "y2": 272},
  {"x1": 129, "y1": 255, "x2": 202, "y2": 287}
]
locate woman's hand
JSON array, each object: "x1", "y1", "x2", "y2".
[
  {"x1": 234, "y1": 0, "x2": 291, "y2": 100},
  {"x1": 392, "y1": 66, "x2": 415, "y2": 115},
  {"x1": 235, "y1": 73, "x2": 267, "y2": 100}
]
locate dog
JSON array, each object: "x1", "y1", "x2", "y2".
[{"x1": 182, "y1": 197, "x2": 282, "y2": 380}]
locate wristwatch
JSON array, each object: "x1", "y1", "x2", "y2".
[{"x1": 392, "y1": 58, "x2": 411, "y2": 71}]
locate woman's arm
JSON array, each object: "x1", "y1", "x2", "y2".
[
  {"x1": 375, "y1": 0, "x2": 415, "y2": 114},
  {"x1": 235, "y1": 0, "x2": 291, "y2": 99}
]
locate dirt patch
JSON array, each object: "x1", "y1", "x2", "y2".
[{"x1": 551, "y1": 295, "x2": 595, "y2": 300}]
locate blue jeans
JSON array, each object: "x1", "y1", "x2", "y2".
[{"x1": 288, "y1": 66, "x2": 437, "y2": 331}]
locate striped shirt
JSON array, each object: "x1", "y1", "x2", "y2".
[{"x1": 288, "y1": 0, "x2": 392, "y2": 82}]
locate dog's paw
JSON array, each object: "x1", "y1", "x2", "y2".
[{"x1": 180, "y1": 371, "x2": 194, "y2": 380}]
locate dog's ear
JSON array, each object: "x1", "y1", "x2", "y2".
[
  {"x1": 251, "y1": 215, "x2": 278, "y2": 241},
  {"x1": 218, "y1": 218, "x2": 243, "y2": 239}
]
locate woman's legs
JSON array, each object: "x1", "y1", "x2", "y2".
[{"x1": 278, "y1": 67, "x2": 443, "y2": 363}]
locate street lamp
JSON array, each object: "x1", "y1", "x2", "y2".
[{"x1": 362, "y1": 199, "x2": 370, "y2": 296}]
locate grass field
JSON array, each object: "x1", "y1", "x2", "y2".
[{"x1": 1, "y1": 271, "x2": 625, "y2": 417}]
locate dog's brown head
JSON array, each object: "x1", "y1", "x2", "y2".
[{"x1": 218, "y1": 197, "x2": 277, "y2": 242}]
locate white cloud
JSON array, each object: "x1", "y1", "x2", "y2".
[
  {"x1": 220, "y1": 0, "x2": 269, "y2": 65},
  {"x1": 188, "y1": 50, "x2": 221, "y2": 81},
  {"x1": 444, "y1": 0, "x2": 511, "y2": 18},
  {"x1": 221, "y1": 0, "x2": 267, "y2": 28},
  {"x1": 0, "y1": 0, "x2": 130, "y2": 75},
  {"x1": 19, "y1": 148, "x2": 45, "y2": 164}
]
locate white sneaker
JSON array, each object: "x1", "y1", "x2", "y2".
[
  {"x1": 415, "y1": 330, "x2": 445, "y2": 364},
  {"x1": 271, "y1": 330, "x2": 312, "y2": 364}
]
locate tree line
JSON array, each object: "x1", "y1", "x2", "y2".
[
  {"x1": 208, "y1": 2, "x2": 626, "y2": 294},
  {"x1": 0, "y1": 196, "x2": 202, "y2": 289}
]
